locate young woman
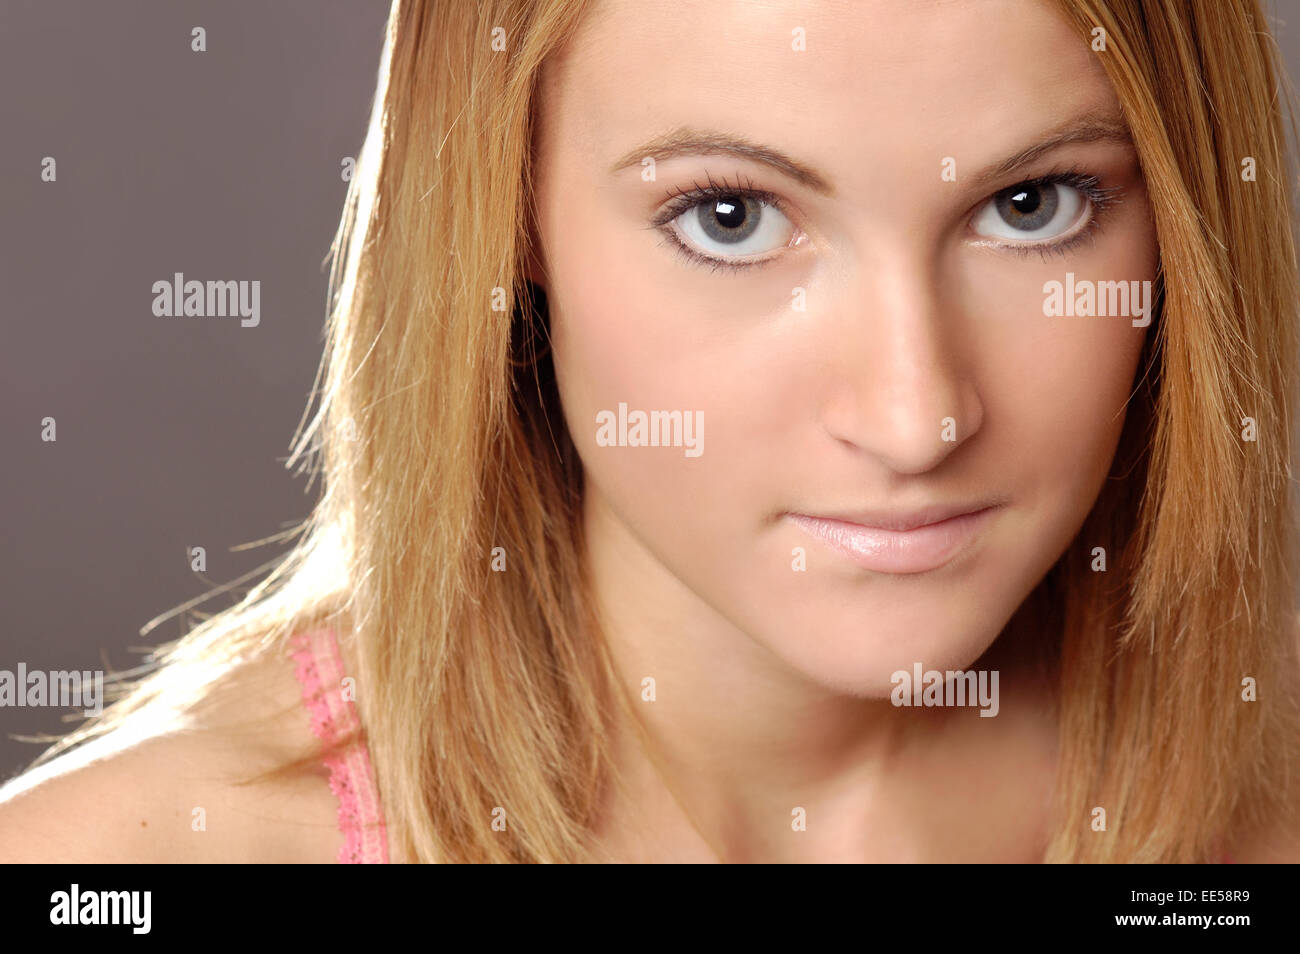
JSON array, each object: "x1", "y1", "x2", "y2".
[{"x1": 3, "y1": 0, "x2": 1298, "y2": 863}]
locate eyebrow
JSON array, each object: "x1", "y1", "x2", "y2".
[
  {"x1": 965, "y1": 114, "x2": 1134, "y2": 188},
  {"x1": 608, "y1": 113, "x2": 1133, "y2": 197},
  {"x1": 608, "y1": 127, "x2": 835, "y2": 195}
]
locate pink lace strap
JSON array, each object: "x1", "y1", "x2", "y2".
[{"x1": 289, "y1": 628, "x2": 389, "y2": 863}]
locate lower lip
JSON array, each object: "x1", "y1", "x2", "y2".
[{"x1": 786, "y1": 507, "x2": 998, "y2": 575}]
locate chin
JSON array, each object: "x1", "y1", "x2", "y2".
[
  {"x1": 711, "y1": 534, "x2": 1040, "y2": 699},
  {"x1": 721, "y1": 581, "x2": 1022, "y2": 700}
]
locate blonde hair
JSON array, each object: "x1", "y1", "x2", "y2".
[{"x1": 30, "y1": 0, "x2": 1300, "y2": 863}]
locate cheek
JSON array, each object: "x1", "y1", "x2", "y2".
[
  {"x1": 961, "y1": 214, "x2": 1157, "y2": 538},
  {"x1": 546, "y1": 249, "x2": 703, "y2": 517},
  {"x1": 979, "y1": 299, "x2": 1146, "y2": 484},
  {"x1": 538, "y1": 149, "x2": 811, "y2": 541},
  {"x1": 545, "y1": 225, "x2": 797, "y2": 599}
]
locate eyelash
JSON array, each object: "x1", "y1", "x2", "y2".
[
  {"x1": 982, "y1": 169, "x2": 1122, "y2": 262},
  {"x1": 649, "y1": 168, "x2": 1122, "y2": 272},
  {"x1": 649, "y1": 171, "x2": 790, "y2": 274}
]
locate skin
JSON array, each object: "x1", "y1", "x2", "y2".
[
  {"x1": 1, "y1": 0, "x2": 1296, "y2": 864},
  {"x1": 531, "y1": 0, "x2": 1154, "y2": 860}
]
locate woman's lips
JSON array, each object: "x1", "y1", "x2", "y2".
[{"x1": 785, "y1": 504, "x2": 1000, "y2": 575}]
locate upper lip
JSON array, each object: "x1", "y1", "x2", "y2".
[{"x1": 787, "y1": 501, "x2": 1001, "y2": 533}]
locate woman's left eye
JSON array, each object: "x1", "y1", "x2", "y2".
[
  {"x1": 663, "y1": 192, "x2": 797, "y2": 264},
  {"x1": 970, "y1": 179, "x2": 1092, "y2": 244}
]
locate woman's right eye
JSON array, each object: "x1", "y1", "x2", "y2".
[{"x1": 664, "y1": 192, "x2": 798, "y2": 265}]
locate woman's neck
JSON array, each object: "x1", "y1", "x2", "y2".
[{"x1": 581, "y1": 487, "x2": 1058, "y2": 862}]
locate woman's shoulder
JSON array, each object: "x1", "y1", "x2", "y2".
[{"x1": 0, "y1": 633, "x2": 346, "y2": 863}]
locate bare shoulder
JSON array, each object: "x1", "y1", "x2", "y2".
[{"x1": 0, "y1": 636, "x2": 343, "y2": 863}]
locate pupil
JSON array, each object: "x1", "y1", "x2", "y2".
[
  {"x1": 1010, "y1": 188, "x2": 1040, "y2": 215},
  {"x1": 714, "y1": 196, "x2": 746, "y2": 229}
]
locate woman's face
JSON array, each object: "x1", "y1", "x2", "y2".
[{"x1": 533, "y1": 0, "x2": 1155, "y2": 696}]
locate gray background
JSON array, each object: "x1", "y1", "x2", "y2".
[
  {"x1": 0, "y1": 0, "x2": 390, "y2": 778},
  {"x1": 1, "y1": 0, "x2": 1297, "y2": 779}
]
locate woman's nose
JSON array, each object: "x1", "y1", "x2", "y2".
[{"x1": 815, "y1": 262, "x2": 984, "y2": 476}]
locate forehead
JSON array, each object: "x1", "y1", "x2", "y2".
[{"x1": 537, "y1": 0, "x2": 1116, "y2": 186}]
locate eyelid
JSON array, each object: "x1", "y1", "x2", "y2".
[
  {"x1": 964, "y1": 170, "x2": 1087, "y2": 222},
  {"x1": 649, "y1": 171, "x2": 806, "y2": 271},
  {"x1": 648, "y1": 167, "x2": 1122, "y2": 271},
  {"x1": 650, "y1": 170, "x2": 797, "y2": 229},
  {"x1": 965, "y1": 170, "x2": 1122, "y2": 258}
]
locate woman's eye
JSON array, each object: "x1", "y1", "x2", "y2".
[
  {"x1": 668, "y1": 193, "x2": 797, "y2": 262},
  {"x1": 971, "y1": 180, "x2": 1089, "y2": 243}
]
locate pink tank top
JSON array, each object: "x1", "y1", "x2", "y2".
[{"x1": 289, "y1": 628, "x2": 390, "y2": 863}]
